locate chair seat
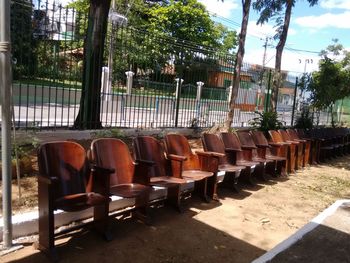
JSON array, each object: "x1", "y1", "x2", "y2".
[
  {"x1": 110, "y1": 183, "x2": 151, "y2": 198},
  {"x1": 149, "y1": 186, "x2": 168, "y2": 201},
  {"x1": 55, "y1": 192, "x2": 108, "y2": 212},
  {"x1": 182, "y1": 170, "x2": 213, "y2": 181},
  {"x1": 237, "y1": 160, "x2": 259, "y2": 168},
  {"x1": 218, "y1": 164, "x2": 245, "y2": 172},
  {"x1": 150, "y1": 176, "x2": 195, "y2": 192},
  {"x1": 266, "y1": 155, "x2": 287, "y2": 161},
  {"x1": 252, "y1": 157, "x2": 271, "y2": 163}
]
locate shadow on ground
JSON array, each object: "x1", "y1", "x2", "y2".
[{"x1": 4, "y1": 203, "x2": 265, "y2": 263}]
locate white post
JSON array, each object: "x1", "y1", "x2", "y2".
[
  {"x1": 196, "y1": 81, "x2": 204, "y2": 101},
  {"x1": 101, "y1": 66, "x2": 111, "y2": 101},
  {"x1": 227, "y1": 85, "x2": 233, "y2": 103},
  {"x1": 175, "y1": 78, "x2": 184, "y2": 99},
  {"x1": 0, "y1": 0, "x2": 13, "y2": 248},
  {"x1": 125, "y1": 71, "x2": 134, "y2": 95}
]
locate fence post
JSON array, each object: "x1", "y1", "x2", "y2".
[
  {"x1": 196, "y1": 81, "x2": 204, "y2": 119},
  {"x1": 174, "y1": 78, "x2": 183, "y2": 127},
  {"x1": 125, "y1": 70, "x2": 134, "y2": 95},
  {"x1": 291, "y1": 77, "x2": 298, "y2": 126},
  {"x1": 101, "y1": 66, "x2": 111, "y2": 101},
  {"x1": 264, "y1": 69, "x2": 272, "y2": 112}
]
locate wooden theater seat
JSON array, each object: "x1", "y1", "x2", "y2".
[
  {"x1": 90, "y1": 138, "x2": 167, "y2": 223},
  {"x1": 287, "y1": 129, "x2": 311, "y2": 167},
  {"x1": 202, "y1": 133, "x2": 246, "y2": 193},
  {"x1": 250, "y1": 130, "x2": 287, "y2": 176},
  {"x1": 279, "y1": 129, "x2": 304, "y2": 170},
  {"x1": 268, "y1": 130, "x2": 296, "y2": 174},
  {"x1": 237, "y1": 131, "x2": 276, "y2": 179},
  {"x1": 133, "y1": 136, "x2": 195, "y2": 211},
  {"x1": 164, "y1": 134, "x2": 215, "y2": 202},
  {"x1": 220, "y1": 132, "x2": 261, "y2": 185},
  {"x1": 36, "y1": 141, "x2": 113, "y2": 260}
]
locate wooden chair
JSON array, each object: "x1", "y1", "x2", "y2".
[
  {"x1": 287, "y1": 129, "x2": 311, "y2": 167},
  {"x1": 310, "y1": 128, "x2": 336, "y2": 162},
  {"x1": 36, "y1": 141, "x2": 113, "y2": 260},
  {"x1": 220, "y1": 132, "x2": 261, "y2": 185},
  {"x1": 202, "y1": 133, "x2": 246, "y2": 193},
  {"x1": 133, "y1": 136, "x2": 195, "y2": 211},
  {"x1": 237, "y1": 131, "x2": 276, "y2": 179},
  {"x1": 250, "y1": 130, "x2": 287, "y2": 176},
  {"x1": 297, "y1": 129, "x2": 319, "y2": 165},
  {"x1": 279, "y1": 129, "x2": 304, "y2": 170},
  {"x1": 164, "y1": 134, "x2": 215, "y2": 202},
  {"x1": 268, "y1": 130, "x2": 296, "y2": 173},
  {"x1": 90, "y1": 138, "x2": 167, "y2": 224}
]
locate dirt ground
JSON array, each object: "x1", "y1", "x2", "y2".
[{"x1": 2, "y1": 146, "x2": 350, "y2": 263}]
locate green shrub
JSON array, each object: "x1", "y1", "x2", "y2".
[{"x1": 249, "y1": 111, "x2": 283, "y2": 133}]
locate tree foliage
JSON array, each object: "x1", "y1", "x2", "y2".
[
  {"x1": 307, "y1": 40, "x2": 350, "y2": 126},
  {"x1": 252, "y1": 0, "x2": 318, "y2": 110}
]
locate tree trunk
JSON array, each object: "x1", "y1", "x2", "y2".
[
  {"x1": 271, "y1": 0, "x2": 292, "y2": 111},
  {"x1": 73, "y1": 0, "x2": 111, "y2": 129},
  {"x1": 225, "y1": 0, "x2": 251, "y2": 129}
]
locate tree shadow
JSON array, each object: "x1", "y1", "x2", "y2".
[{"x1": 4, "y1": 206, "x2": 266, "y2": 263}]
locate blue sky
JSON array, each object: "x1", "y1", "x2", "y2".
[{"x1": 199, "y1": 0, "x2": 350, "y2": 74}]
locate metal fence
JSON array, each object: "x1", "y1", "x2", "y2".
[{"x1": 9, "y1": 0, "x2": 337, "y2": 130}]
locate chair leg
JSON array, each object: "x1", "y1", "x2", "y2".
[
  {"x1": 207, "y1": 173, "x2": 219, "y2": 201},
  {"x1": 93, "y1": 202, "x2": 113, "y2": 241},
  {"x1": 241, "y1": 167, "x2": 256, "y2": 185},
  {"x1": 195, "y1": 178, "x2": 210, "y2": 203},
  {"x1": 36, "y1": 184, "x2": 58, "y2": 261},
  {"x1": 167, "y1": 184, "x2": 186, "y2": 213}
]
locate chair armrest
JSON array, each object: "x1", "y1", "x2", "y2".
[
  {"x1": 196, "y1": 151, "x2": 225, "y2": 158},
  {"x1": 241, "y1": 145, "x2": 257, "y2": 150},
  {"x1": 88, "y1": 165, "x2": 115, "y2": 195},
  {"x1": 134, "y1": 159, "x2": 155, "y2": 166},
  {"x1": 225, "y1": 147, "x2": 242, "y2": 152},
  {"x1": 269, "y1": 142, "x2": 286, "y2": 147},
  {"x1": 37, "y1": 175, "x2": 59, "y2": 185},
  {"x1": 167, "y1": 154, "x2": 187, "y2": 162},
  {"x1": 255, "y1": 144, "x2": 271, "y2": 148}
]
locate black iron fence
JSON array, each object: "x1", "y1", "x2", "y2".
[{"x1": 10, "y1": 0, "x2": 336, "y2": 130}]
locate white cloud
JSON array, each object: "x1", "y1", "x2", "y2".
[
  {"x1": 244, "y1": 48, "x2": 320, "y2": 73},
  {"x1": 321, "y1": 0, "x2": 350, "y2": 10},
  {"x1": 198, "y1": 0, "x2": 238, "y2": 18},
  {"x1": 295, "y1": 11, "x2": 350, "y2": 29},
  {"x1": 246, "y1": 21, "x2": 297, "y2": 39}
]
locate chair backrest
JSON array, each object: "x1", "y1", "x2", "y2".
[
  {"x1": 38, "y1": 141, "x2": 87, "y2": 200},
  {"x1": 164, "y1": 134, "x2": 200, "y2": 170},
  {"x1": 237, "y1": 131, "x2": 256, "y2": 148},
  {"x1": 91, "y1": 138, "x2": 134, "y2": 186},
  {"x1": 250, "y1": 130, "x2": 269, "y2": 146},
  {"x1": 279, "y1": 129, "x2": 291, "y2": 141},
  {"x1": 220, "y1": 132, "x2": 242, "y2": 150},
  {"x1": 287, "y1": 129, "x2": 299, "y2": 140},
  {"x1": 202, "y1": 133, "x2": 227, "y2": 165},
  {"x1": 269, "y1": 130, "x2": 284, "y2": 143},
  {"x1": 133, "y1": 136, "x2": 171, "y2": 177}
]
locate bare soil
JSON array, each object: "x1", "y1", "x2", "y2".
[{"x1": 1, "y1": 142, "x2": 350, "y2": 263}]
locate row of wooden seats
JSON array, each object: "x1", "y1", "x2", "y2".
[{"x1": 36, "y1": 128, "x2": 349, "y2": 259}]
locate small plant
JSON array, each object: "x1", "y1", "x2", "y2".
[
  {"x1": 294, "y1": 108, "x2": 313, "y2": 129},
  {"x1": 91, "y1": 128, "x2": 125, "y2": 139},
  {"x1": 249, "y1": 111, "x2": 283, "y2": 133}
]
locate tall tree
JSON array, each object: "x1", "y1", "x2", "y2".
[
  {"x1": 225, "y1": 0, "x2": 252, "y2": 129},
  {"x1": 253, "y1": 0, "x2": 318, "y2": 110},
  {"x1": 307, "y1": 40, "x2": 350, "y2": 127},
  {"x1": 73, "y1": 0, "x2": 111, "y2": 129}
]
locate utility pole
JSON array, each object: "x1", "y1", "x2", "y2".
[{"x1": 0, "y1": 0, "x2": 13, "y2": 249}]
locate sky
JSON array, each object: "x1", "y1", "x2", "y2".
[{"x1": 198, "y1": 0, "x2": 350, "y2": 75}]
